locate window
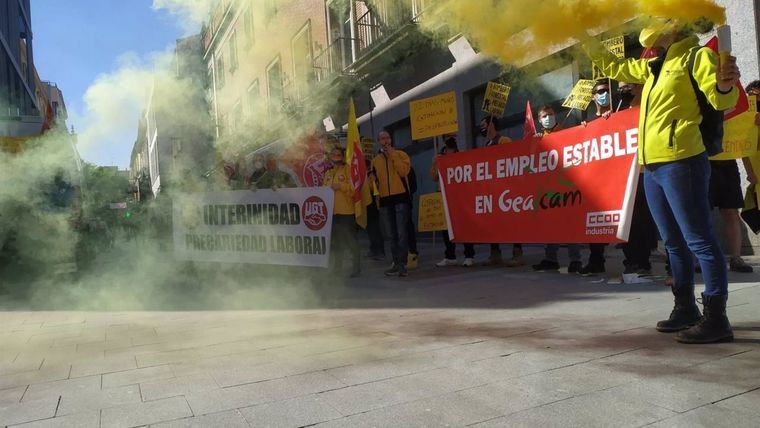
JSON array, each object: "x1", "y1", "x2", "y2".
[
  {"x1": 291, "y1": 22, "x2": 314, "y2": 99},
  {"x1": 247, "y1": 80, "x2": 260, "y2": 114},
  {"x1": 228, "y1": 31, "x2": 238, "y2": 73},
  {"x1": 232, "y1": 101, "x2": 243, "y2": 132},
  {"x1": 243, "y1": 7, "x2": 254, "y2": 48},
  {"x1": 52, "y1": 101, "x2": 59, "y2": 118},
  {"x1": 215, "y1": 55, "x2": 225, "y2": 89},
  {"x1": 266, "y1": 57, "x2": 283, "y2": 112}
]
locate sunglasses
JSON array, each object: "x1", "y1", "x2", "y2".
[{"x1": 594, "y1": 88, "x2": 609, "y2": 95}]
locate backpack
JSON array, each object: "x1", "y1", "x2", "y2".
[{"x1": 687, "y1": 47, "x2": 725, "y2": 157}]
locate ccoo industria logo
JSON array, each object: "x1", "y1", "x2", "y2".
[
  {"x1": 302, "y1": 196, "x2": 328, "y2": 231},
  {"x1": 586, "y1": 210, "x2": 621, "y2": 227}
]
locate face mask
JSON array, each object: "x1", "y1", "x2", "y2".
[
  {"x1": 596, "y1": 91, "x2": 610, "y2": 107},
  {"x1": 540, "y1": 115, "x2": 557, "y2": 130},
  {"x1": 253, "y1": 161, "x2": 264, "y2": 170},
  {"x1": 479, "y1": 127, "x2": 488, "y2": 138},
  {"x1": 619, "y1": 90, "x2": 635, "y2": 107}
]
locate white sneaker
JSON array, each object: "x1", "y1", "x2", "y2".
[
  {"x1": 436, "y1": 258, "x2": 457, "y2": 267},
  {"x1": 462, "y1": 258, "x2": 475, "y2": 267}
]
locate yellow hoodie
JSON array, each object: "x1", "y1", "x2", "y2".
[
  {"x1": 371, "y1": 150, "x2": 411, "y2": 206},
  {"x1": 324, "y1": 163, "x2": 354, "y2": 216},
  {"x1": 591, "y1": 35, "x2": 739, "y2": 165}
]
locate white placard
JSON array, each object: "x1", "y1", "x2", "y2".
[{"x1": 173, "y1": 188, "x2": 334, "y2": 267}]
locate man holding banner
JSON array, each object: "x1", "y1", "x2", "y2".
[
  {"x1": 324, "y1": 147, "x2": 361, "y2": 277},
  {"x1": 588, "y1": 19, "x2": 742, "y2": 344}
]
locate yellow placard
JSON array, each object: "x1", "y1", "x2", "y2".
[
  {"x1": 593, "y1": 36, "x2": 626, "y2": 80},
  {"x1": 418, "y1": 192, "x2": 447, "y2": 232},
  {"x1": 482, "y1": 82, "x2": 511, "y2": 117},
  {"x1": 410, "y1": 91, "x2": 459, "y2": 140},
  {"x1": 710, "y1": 96, "x2": 759, "y2": 160},
  {"x1": 562, "y1": 79, "x2": 596, "y2": 111},
  {"x1": 361, "y1": 137, "x2": 375, "y2": 162}
]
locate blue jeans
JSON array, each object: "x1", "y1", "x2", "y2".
[
  {"x1": 380, "y1": 203, "x2": 410, "y2": 266},
  {"x1": 644, "y1": 153, "x2": 727, "y2": 296},
  {"x1": 544, "y1": 244, "x2": 581, "y2": 263}
]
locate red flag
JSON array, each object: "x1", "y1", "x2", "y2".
[{"x1": 524, "y1": 100, "x2": 536, "y2": 138}]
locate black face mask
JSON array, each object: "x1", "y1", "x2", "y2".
[{"x1": 619, "y1": 90, "x2": 635, "y2": 108}]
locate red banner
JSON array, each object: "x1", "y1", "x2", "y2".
[{"x1": 437, "y1": 108, "x2": 641, "y2": 244}]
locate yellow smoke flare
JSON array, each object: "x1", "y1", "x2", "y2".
[{"x1": 420, "y1": 0, "x2": 726, "y2": 65}]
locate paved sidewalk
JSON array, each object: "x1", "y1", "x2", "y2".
[{"x1": 1, "y1": 245, "x2": 759, "y2": 427}]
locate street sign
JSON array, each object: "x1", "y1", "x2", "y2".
[
  {"x1": 410, "y1": 91, "x2": 459, "y2": 140},
  {"x1": 481, "y1": 81, "x2": 511, "y2": 117}
]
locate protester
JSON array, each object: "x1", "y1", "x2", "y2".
[
  {"x1": 432, "y1": 137, "x2": 477, "y2": 267},
  {"x1": 478, "y1": 116, "x2": 524, "y2": 267},
  {"x1": 531, "y1": 106, "x2": 583, "y2": 273},
  {"x1": 257, "y1": 153, "x2": 297, "y2": 190},
  {"x1": 371, "y1": 130, "x2": 412, "y2": 277},
  {"x1": 323, "y1": 147, "x2": 360, "y2": 278},
  {"x1": 588, "y1": 19, "x2": 742, "y2": 343},
  {"x1": 616, "y1": 82, "x2": 659, "y2": 275},
  {"x1": 246, "y1": 154, "x2": 267, "y2": 189},
  {"x1": 578, "y1": 79, "x2": 614, "y2": 276}
]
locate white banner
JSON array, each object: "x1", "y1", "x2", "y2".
[{"x1": 173, "y1": 188, "x2": 334, "y2": 267}]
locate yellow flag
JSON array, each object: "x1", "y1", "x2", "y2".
[{"x1": 346, "y1": 99, "x2": 371, "y2": 229}]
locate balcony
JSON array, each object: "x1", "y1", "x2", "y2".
[
  {"x1": 313, "y1": 37, "x2": 357, "y2": 83},
  {"x1": 201, "y1": 0, "x2": 236, "y2": 55}
]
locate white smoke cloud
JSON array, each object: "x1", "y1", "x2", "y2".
[{"x1": 152, "y1": 0, "x2": 214, "y2": 33}]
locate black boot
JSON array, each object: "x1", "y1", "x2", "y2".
[
  {"x1": 676, "y1": 294, "x2": 734, "y2": 344},
  {"x1": 656, "y1": 287, "x2": 702, "y2": 332}
]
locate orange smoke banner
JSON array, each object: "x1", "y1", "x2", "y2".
[{"x1": 437, "y1": 108, "x2": 641, "y2": 244}]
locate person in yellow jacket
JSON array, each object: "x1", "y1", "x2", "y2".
[
  {"x1": 324, "y1": 147, "x2": 360, "y2": 278},
  {"x1": 587, "y1": 19, "x2": 741, "y2": 344},
  {"x1": 370, "y1": 130, "x2": 412, "y2": 277}
]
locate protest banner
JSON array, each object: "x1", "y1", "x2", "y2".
[
  {"x1": 437, "y1": 108, "x2": 641, "y2": 244},
  {"x1": 562, "y1": 79, "x2": 596, "y2": 111},
  {"x1": 173, "y1": 188, "x2": 334, "y2": 267},
  {"x1": 410, "y1": 91, "x2": 459, "y2": 140},
  {"x1": 710, "y1": 95, "x2": 758, "y2": 160},
  {"x1": 482, "y1": 82, "x2": 511, "y2": 117},
  {"x1": 593, "y1": 36, "x2": 625, "y2": 80},
  {"x1": 418, "y1": 192, "x2": 447, "y2": 232}
]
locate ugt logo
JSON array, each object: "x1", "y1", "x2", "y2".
[{"x1": 302, "y1": 196, "x2": 328, "y2": 231}]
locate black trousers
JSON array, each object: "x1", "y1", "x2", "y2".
[
  {"x1": 622, "y1": 175, "x2": 658, "y2": 269},
  {"x1": 407, "y1": 217, "x2": 418, "y2": 255},
  {"x1": 442, "y1": 231, "x2": 475, "y2": 259},
  {"x1": 331, "y1": 215, "x2": 360, "y2": 274}
]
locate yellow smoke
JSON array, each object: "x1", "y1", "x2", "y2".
[{"x1": 420, "y1": 0, "x2": 726, "y2": 65}]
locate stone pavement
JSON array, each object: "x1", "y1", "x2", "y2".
[{"x1": 1, "y1": 244, "x2": 759, "y2": 427}]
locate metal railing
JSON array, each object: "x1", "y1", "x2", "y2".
[{"x1": 312, "y1": 37, "x2": 357, "y2": 82}]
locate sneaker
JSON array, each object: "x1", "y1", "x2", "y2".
[
  {"x1": 384, "y1": 264, "x2": 400, "y2": 276},
  {"x1": 482, "y1": 255, "x2": 503, "y2": 266},
  {"x1": 532, "y1": 260, "x2": 560, "y2": 272},
  {"x1": 730, "y1": 257, "x2": 754, "y2": 273},
  {"x1": 398, "y1": 264, "x2": 408, "y2": 277},
  {"x1": 579, "y1": 263, "x2": 605, "y2": 276},
  {"x1": 462, "y1": 258, "x2": 475, "y2": 267},
  {"x1": 407, "y1": 253, "x2": 419, "y2": 269},
  {"x1": 636, "y1": 267, "x2": 653, "y2": 277},
  {"x1": 567, "y1": 261, "x2": 583, "y2": 274},
  {"x1": 505, "y1": 257, "x2": 525, "y2": 267},
  {"x1": 436, "y1": 258, "x2": 458, "y2": 267}
]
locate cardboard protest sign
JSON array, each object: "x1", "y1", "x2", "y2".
[
  {"x1": 710, "y1": 95, "x2": 758, "y2": 160},
  {"x1": 562, "y1": 80, "x2": 596, "y2": 111},
  {"x1": 482, "y1": 82, "x2": 511, "y2": 117},
  {"x1": 437, "y1": 108, "x2": 641, "y2": 243},
  {"x1": 410, "y1": 91, "x2": 459, "y2": 140},
  {"x1": 593, "y1": 36, "x2": 625, "y2": 80},
  {"x1": 173, "y1": 188, "x2": 334, "y2": 267},
  {"x1": 418, "y1": 192, "x2": 447, "y2": 232}
]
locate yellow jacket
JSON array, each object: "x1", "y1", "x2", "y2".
[
  {"x1": 592, "y1": 35, "x2": 739, "y2": 165},
  {"x1": 371, "y1": 150, "x2": 411, "y2": 205},
  {"x1": 324, "y1": 164, "x2": 354, "y2": 215}
]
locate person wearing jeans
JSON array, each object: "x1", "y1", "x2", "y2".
[
  {"x1": 371, "y1": 130, "x2": 412, "y2": 277},
  {"x1": 589, "y1": 19, "x2": 741, "y2": 343}
]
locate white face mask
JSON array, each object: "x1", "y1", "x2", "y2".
[{"x1": 540, "y1": 115, "x2": 557, "y2": 130}]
